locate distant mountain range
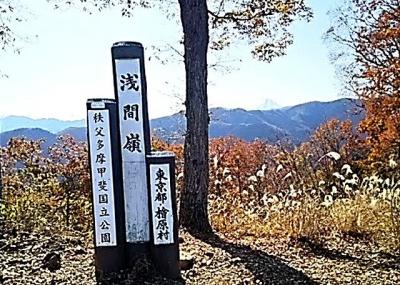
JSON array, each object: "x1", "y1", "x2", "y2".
[
  {"x1": 0, "y1": 115, "x2": 85, "y2": 133},
  {"x1": 0, "y1": 98, "x2": 364, "y2": 147},
  {"x1": 0, "y1": 128, "x2": 58, "y2": 151},
  {"x1": 151, "y1": 98, "x2": 364, "y2": 143}
]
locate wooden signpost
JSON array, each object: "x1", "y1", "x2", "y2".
[
  {"x1": 112, "y1": 41, "x2": 152, "y2": 265},
  {"x1": 86, "y1": 99, "x2": 126, "y2": 277},
  {"x1": 87, "y1": 42, "x2": 180, "y2": 281},
  {"x1": 147, "y1": 152, "x2": 180, "y2": 279}
]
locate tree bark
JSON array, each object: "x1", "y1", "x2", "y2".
[{"x1": 178, "y1": 0, "x2": 212, "y2": 233}]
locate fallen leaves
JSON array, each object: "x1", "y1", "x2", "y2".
[{"x1": 1, "y1": 227, "x2": 398, "y2": 284}]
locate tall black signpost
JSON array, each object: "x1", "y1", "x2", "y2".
[
  {"x1": 111, "y1": 42, "x2": 152, "y2": 265},
  {"x1": 87, "y1": 42, "x2": 180, "y2": 282},
  {"x1": 86, "y1": 99, "x2": 126, "y2": 279}
]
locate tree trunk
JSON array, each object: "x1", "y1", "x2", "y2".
[{"x1": 178, "y1": 0, "x2": 212, "y2": 233}]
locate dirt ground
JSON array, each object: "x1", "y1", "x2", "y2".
[{"x1": 0, "y1": 227, "x2": 399, "y2": 284}]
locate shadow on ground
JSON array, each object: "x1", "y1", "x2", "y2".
[
  {"x1": 194, "y1": 232, "x2": 318, "y2": 285},
  {"x1": 297, "y1": 235, "x2": 400, "y2": 271}
]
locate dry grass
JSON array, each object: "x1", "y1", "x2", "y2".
[
  {"x1": 1, "y1": 135, "x2": 399, "y2": 253},
  {"x1": 210, "y1": 172, "x2": 400, "y2": 252}
]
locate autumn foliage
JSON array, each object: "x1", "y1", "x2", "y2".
[
  {"x1": 1, "y1": 118, "x2": 399, "y2": 251},
  {"x1": 0, "y1": 136, "x2": 91, "y2": 237},
  {"x1": 327, "y1": 0, "x2": 400, "y2": 171},
  {"x1": 357, "y1": 1, "x2": 400, "y2": 168}
]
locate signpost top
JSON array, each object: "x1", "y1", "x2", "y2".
[
  {"x1": 112, "y1": 42, "x2": 144, "y2": 59},
  {"x1": 88, "y1": 98, "x2": 115, "y2": 102},
  {"x1": 87, "y1": 99, "x2": 116, "y2": 110},
  {"x1": 112, "y1": 41, "x2": 143, "y2": 48},
  {"x1": 147, "y1": 152, "x2": 176, "y2": 158}
]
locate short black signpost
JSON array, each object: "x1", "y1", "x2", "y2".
[
  {"x1": 147, "y1": 152, "x2": 180, "y2": 279},
  {"x1": 86, "y1": 99, "x2": 126, "y2": 277},
  {"x1": 87, "y1": 42, "x2": 180, "y2": 282}
]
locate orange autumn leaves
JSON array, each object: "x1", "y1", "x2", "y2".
[
  {"x1": 359, "y1": 2, "x2": 400, "y2": 166},
  {"x1": 329, "y1": 0, "x2": 400, "y2": 168}
]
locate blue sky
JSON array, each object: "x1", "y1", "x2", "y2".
[{"x1": 0, "y1": 0, "x2": 343, "y2": 120}]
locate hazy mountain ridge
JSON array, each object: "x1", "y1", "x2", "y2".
[
  {"x1": 151, "y1": 98, "x2": 363, "y2": 143},
  {"x1": 0, "y1": 128, "x2": 58, "y2": 150},
  {"x1": 0, "y1": 98, "x2": 363, "y2": 146},
  {"x1": 0, "y1": 115, "x2": 85, "y2": 133}
]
